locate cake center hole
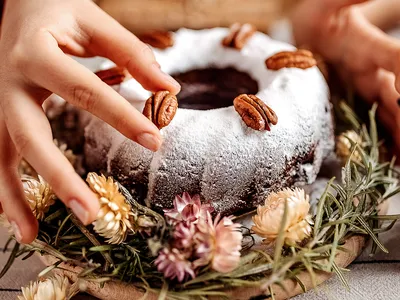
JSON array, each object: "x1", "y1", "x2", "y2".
[{"x1": 172, "y1": 67, "x2": 259, "y2": 110}]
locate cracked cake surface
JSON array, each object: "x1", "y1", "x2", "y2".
[{"x1": 81, "y1": 27, "x2": 334, "y2": 215}]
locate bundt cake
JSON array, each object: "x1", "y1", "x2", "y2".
[{"x1": 78, "y1": 27, "x2": 334, "y2": 215}]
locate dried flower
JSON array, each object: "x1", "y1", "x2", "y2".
[
  {"x1": 18, "y1": 275, "x2": 70, "y2": 300},
  {"x1": 155, "y1": 248, "x2": 195, "y2": 282},
  {"x1": 194, "y1": 212, "x2": 242, "y2": 273},
  {"x1": 87, "y1": 173, "x2": 135, "y2": 244},
  {"x1": 22, "y1": 175, "x2": 57, "y2": 221},
  {"x1": 336, "y1": 130, "x2": 362, "y2": 164},
  {"x1": 164, "y1": 192, "x2": 214, "y2": 224},
  {"x1": 173, "y1": 221, "x2": 197, "y2": 250},
  {"x1": 136, "y1": 215, "x2": 156, "y2": 235},
  {"x1": 252, "y1": 188, "x2": 313, "y2": 246}
]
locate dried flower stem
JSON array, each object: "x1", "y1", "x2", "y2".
[{"x1": 68, "y1": 211, "x2": 113, "y2": 269}]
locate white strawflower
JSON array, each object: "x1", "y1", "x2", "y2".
[
  {"x1": 18, "y1": 275, "x2": 70, "y2": 300},
  {"x1": 22, "y1": 175, "x2": 57, "y2": 220},
  {"x1": 252, "y1": 188, "x2": 313, "y2": 246},
  {"x1": 87, "y1": 173, "x2": 135, "y2": 244}
]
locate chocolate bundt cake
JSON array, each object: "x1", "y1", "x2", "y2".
[{"x1": 82, "y1": 27, "x2": 334, "y2": 215}]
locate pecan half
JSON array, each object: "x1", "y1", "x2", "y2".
[
  {"x1": 95, "y1": 67, "x2": 131, "y2": 85},
  {"x1": 233, "y1": 94, "x2": 278, "y2": 131},
  {"x1": 265, "y1": 49, "x2": 317, "y2": 70},
  {"x1": 139, "y1": 31, "x2": 174, "y2": 49},
  {"x1": 222, "y1": 23, "x2": 256, "y2": 50},
  {"x1": 143, "y1": 91, "x2": 178, "y2": 129}
]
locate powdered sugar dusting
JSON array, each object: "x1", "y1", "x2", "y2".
[{"x1": 83, "y1": 28, "x2": 334, "y2": 215}]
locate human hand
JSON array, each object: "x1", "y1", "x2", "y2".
[
  {"x1": 291, "y1": 0, "x2": 400, "y2": 149},
  {"x1": 0, "y1": 0, "x2": 180, "y2": 243}
]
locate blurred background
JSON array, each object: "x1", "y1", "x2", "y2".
[{"x1": 95, "y1": 0, "x2": 297, "y2": 34}]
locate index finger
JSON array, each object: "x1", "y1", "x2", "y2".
[{"x1": 77, "y1": 2, "x2": 180, "y2": 95}]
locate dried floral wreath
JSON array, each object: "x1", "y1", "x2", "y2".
[{"x1": 1, "y1": 102, "x2": 400, "y2": 300}]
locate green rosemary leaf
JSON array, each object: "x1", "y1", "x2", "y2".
[
  {"x1": 368, "y1": 103, "x2": 379, "y2": 155},
  {"x1": 38, "y1": 262, "x2": 61, "y2": 277},
  {"x1": 373, "y1": 219, "x2": 398, "y2": 233},
  {"x1": 219, "y1": 279, "x2": 261, "y2": 287},
  {"x1": 369, "y1": 214, "x2": 400, "y2": 220},
  {"x1": 3, "y1": 236, "x2": 13, "y2": 253},
  {"x1": 302, "y1": 258, "x2": 316, "y2": 287},
  {"x1": 289, "y1": 272, "x2": 307, "y2": 293},
  {"x1": 241, "y1": 251, "x2": 263, "y2": 265},
  {"x1": 78, "y1": 266, "x2": 100, "y2": 278},
  {"x1": 339, "y1": 101, "x2": 361, "y2": 130},
  {"x1": 228, "y1": 262, "x2": 273, "y2": 278},
  {"x1": 314, "y1": 178, "x2": 335, "y2": 236},
  {"x1": 357, "y1": 216, "x2": 388, "y2": 253},
  {"x1": 343, "y1": 158, "x2": 352, "y2": 189},
  {"x1": 58, "y1": 234, "x2": 85, "y2": 240},
  {"x1": 21, "y1": 251, "x2": 36, "y2": 261},
  {"x1": 55, "y1": 213, "x2": 73, "y2": 246},
  {"x1": 332, "y1": 261, "x2": 349, "y2": 290},
  {"x1": 89, "y1": 245, "x2": 114, "y2": 252},
  {"x1": 269, "y1": 286, "x2": 276, "y2": 300},
  {"x1": 44, "y1": 208, "x2": 65, "y2": 223},
  {"x1": 328, "y1": 225, "x2": 340, "y2": 271},
  {"x1": 184, "y1": 272, "x2": 223, "y2": 286},
  {"x1": 0, "y1": 241, "x2": 19, "y2": 279},
  {"x1": 332, "y1": 184, "x2": 346, "y2": 200},
  {"x1": 382, "y1": 187, "x2": 400, "y2": 200}
]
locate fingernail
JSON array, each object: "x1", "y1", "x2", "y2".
[
  {"x1": 11, "y1": 221, "x2": 22, "y2": 243},
  {"x1": 165, "y1": 74, "x2": 181, "y2": 90},
  {"x1": 137, "y1": 132, "x2": 162, "y2": 152},
  {"x1": 69, "y1": 199, "x2": 89, "y2": 224},
  {"x1": 152, "y1": 64, "x2": 180, "y2": 90}
]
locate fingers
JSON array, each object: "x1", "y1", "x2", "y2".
[
  {"x1": 352, "y1": 68, "x2": 400, "y2": 131},
  {"x1": 27, "y1": 45, "x2": 162, "y2": 152},
  {"x1": 338, "y1": 9, "x2": 400, "y2": 91},
  {"x1": 360, "y1": 28, "x2": 400, "y2": 79},
  {"x1": 0, "y1": 116, "x2": 38, "y2": 243},
  {"x1": 359, "y1": 0, "x2": 400, "y2": 31},
  {"x1": 353, "y1": 68, "x2": 399, "y2": 105},
  {"x1": 3, "y1": 90, "x2": 100, "y2": 226},
  {"x1": 0, "y1": 170, "x2": 38, "y2": 243},
  {"x1": 323, "y1": 0, "x2": 366, "y2": 13},
  {"x1": 77, "y1": 2, "x2": 180, "y2": 95}
]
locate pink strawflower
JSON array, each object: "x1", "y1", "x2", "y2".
[
  {"x1": 164, "y1": 192, "x2": 214, "y2": 224},
  {"x1": 155, "y1": 248, "x2": 195, "y2": 282},
  {"x1": 194, "y1": 212, "x2": 243, "y2": 273},
  {"x1": 173, "y1": 221, "x2": 197, "y2": 250}
]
